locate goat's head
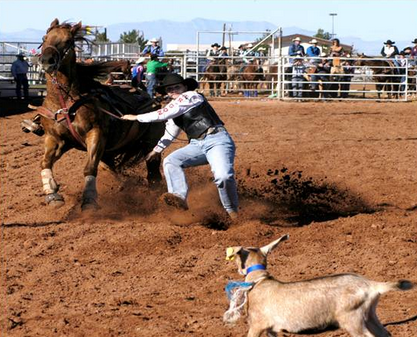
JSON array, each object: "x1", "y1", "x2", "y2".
[{"x1": 226, "y1": 235, "x2": 289, "y2": 276}]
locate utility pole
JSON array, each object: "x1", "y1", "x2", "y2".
[{"x1": 329, "y1": 13, "x2": 337, "y2": 39}]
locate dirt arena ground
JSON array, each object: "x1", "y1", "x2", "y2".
[{"x1": 1, "y1": 100, "x2": 417, "y2": 336}]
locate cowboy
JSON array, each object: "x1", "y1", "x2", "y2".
[
  {"x1": 288, "y1": 37, "x2": 305, "y2": 64},
  {"x1": 121, "y1": 73, "x2": 239, "y2": 219},
  {"x1": 131, "y1": 57, "x2": 146, "y2": 90},
  {"x1": 11, "y1": 52, "x2": 31, "y2": 99},
  {"x1": 142, "y1": 37, "x2": 164, "y2": 57},
  {"x1": 381, "y1": 39, "x2": 400, "y2": 70},
  {"x1": 381, "y1": 40, "x2": 399, "y2": 58},
  {"x1": 207, "y1": 43, "x2": 221, "y2": 60},
  {"x1": 145, "y1": 54, "x2": 169, "y2": 98}
]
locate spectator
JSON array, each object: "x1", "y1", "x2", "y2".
[
  {"x1": 131, "y1": 57, "x2": 146, "y2": 90},
  {"x1": 306, "y1": 39, "x2": 321, "y2": 61},
  {"x1": 11, "y1": 52, "x2": 31, "y2": 99},
  {"x1": 330, "y1": 38, "x2": 344, "y2": 67},
  {"x1": 311, "y1": 53, "x2": 332, "y2": 97},
  {"x1": 340, "y1": 55, "x2": 354, "y2": 98},
  {"x1": 410, "y1": 38, "x2": 417, "y2": 64},
  {"x1": 255, "y1": 47, "x2": 267, "y2": 57},
  {"x1": 288, "y1": 37, "x2": 305, "y2": 64},
  {"x1": 291, "y1": 57, "x2": 306, "y2": 100},
  {"x1": 330, "y1": 38, "x2": 344, "y2": 57},
  {"x1": 145, "y1": 54, "x2": 169, "y2": 98},
  {"x1": 142, "y1": 37, "x2": 164, "y2": 57},
  {"x1": 397, "y1": 51, "x2": 408, "y2": 94}
]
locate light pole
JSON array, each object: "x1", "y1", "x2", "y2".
[{"x1": 329, "y1": 13, "x2": 337, "y2": 39}]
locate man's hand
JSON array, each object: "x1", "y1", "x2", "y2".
[
  {"x1": 121, "y1": 114, "x2": 138, "y2": 121},
  {"x1": 145, "y1": 150, "x2": 161, "y2": 162}
]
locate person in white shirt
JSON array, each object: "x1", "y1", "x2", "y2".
[{"x1": 122, "y1": 74, "x2": 238, "y2": 219}]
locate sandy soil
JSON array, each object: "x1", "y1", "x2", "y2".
[{"x1": 1, "y1": 100, "x2": 417, "y2": 337}]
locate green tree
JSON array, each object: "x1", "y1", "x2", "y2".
[
  {"x1": 314, "y1": 29, "x2": 331, "y2": 40},
  {"x1": 137, "y1": 35, "x2": 148, "y2": 51},
  {"x1": 119, "y1": 29, "x2": 141, "y2": 44},
  {"x1": 96, "y1": 30, "x2": 110, "y2": 43}
]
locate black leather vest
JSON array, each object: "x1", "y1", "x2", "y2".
[{"x1": 173, "y1": 98, "x2": 224, "y2": 139}]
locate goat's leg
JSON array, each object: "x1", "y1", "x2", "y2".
[
  {"x1": 365, "y1": 298, "x2": 392, "y2": 337},
  {"x1": 247, "y1": 326, "x2": 265, "y2": 337},
  {"x1": 82, "y1": 128, "x2": 106, "y2": 210},
  {"x1": 41, "y1": 134, "x2": 67, "y2": 207},
  {"x1": 339, "y1": 312, "x2": 374, "y2": 337}
]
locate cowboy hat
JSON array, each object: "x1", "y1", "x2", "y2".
[
  {"x1": 247, "y1": 43, "x2": 253, "y2": 48},
  {"x1": 211, "y1": 43, "x2": 220, "y2": 48},
  {"x1": 135, "y1": 57, "x2": 146, "y2": 64},
  {"x1": 411, "y1": 38, "x2": 417, "y2": 44},
  {"x1": 320, "y1": 52, "x2": 327, "y2": 57},
  {"x1": 220, "y1": 46, "x2": 227, "y2": 51},
  {"x1": 149, "y1": 37, "x2": 159, "y2": 43},
  {"x1": 258, "y1": 47, "x2": 266, "y2": 51},
  {"x1": 383, "y1": 40, "x2": 395, "y2": 45},
  {"x1": 292, "y1": 37, "x2": 301, "y2": 42},
  {"x1": 16, "y1": 52, "x2": 25, "y2": 57},
  {"x1": 309, "y1": 39, "x2": 318, "y2": 44},
  {"x1": 156, "y1": 73, "x2": 198, "y2": 95}
]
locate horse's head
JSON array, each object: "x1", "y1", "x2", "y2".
[{"x1": 40, "y1": 18, "x2": 85, "y2": 73}]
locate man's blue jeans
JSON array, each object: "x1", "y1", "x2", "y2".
[
  {"x1": 146, "y1": 73, "x2": 156, "y2": 98},
  {"x1": 163, "y1": 130, "x2": 238, "y2": 213}
]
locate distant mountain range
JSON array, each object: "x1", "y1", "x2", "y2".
[{"x1": 0, "y1": 18, "x2": 411, "y2": 55}]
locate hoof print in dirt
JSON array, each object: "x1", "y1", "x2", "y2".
[{"x1": 200, "y1": 212, "x2": 231, "y2": 231}]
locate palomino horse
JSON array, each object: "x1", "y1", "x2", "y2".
[
  {"x1": 241, "y1": 60, "x2": 264, "y2": 97},
  {"x1": 355, "y1": 54, "x2": 400, "y2": 99},
  {"x1": 36, "y1": 19, "x2": 165, "y2": 209},
  {"x1": 201, "y1": 58, "x2": 227, "y2": 97}
]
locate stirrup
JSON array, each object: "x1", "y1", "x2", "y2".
[{"x1": 21, "y1": 119, "x2": 44, "y2": 136}]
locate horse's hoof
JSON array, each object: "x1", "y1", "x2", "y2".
[
  {"x1": 45, "y1": 193, "x2": 65, "y2": 208},
  {"x1": 81, "y1": 198, "x2": 100, "y2": 211}
]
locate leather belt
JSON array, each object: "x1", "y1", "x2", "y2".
[{"x1": 195, "y1": 126, "x2": 226, "y2": 140}]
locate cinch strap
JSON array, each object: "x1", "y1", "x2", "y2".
[{"x1": 246, "y1": 264, "x2": 266, "y2": 275}]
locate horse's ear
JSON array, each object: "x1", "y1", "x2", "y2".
[
  {"x1": 50, "y1": 18, "x2": 59, "y2": 28},
  {"x1": 71, "y1": 21, "x2": 82, "y2": 35}
]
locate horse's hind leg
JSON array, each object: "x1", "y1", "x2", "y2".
[
  {"x1": 82, "y1": 128, "x2": 106, "y2": 210},
  {"x1": 41, "y1": 135, "x2": 67, "y2": 207}
]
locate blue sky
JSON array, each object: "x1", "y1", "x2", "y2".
[{"x1": 0, "y1": 0, "x2": 416, "y2": 42}]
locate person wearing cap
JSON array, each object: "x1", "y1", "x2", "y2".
[
  {"x1": 142, "y1": 37, "x2": 164, "y2": 57},
  {"x1": 145, "y1": 54, "x2": 169, "y2": 98},
  {"x1": 310, "y1": 53, "x2": 332, "y2": 96},
  {"x1": 288, "y1": 37, "x2": 305, "y2": 64},
  {"x1": 11, "y1": 52, "x2": 31, "y2": 99},
  {"x1": 306, "y1": 39, "x2": 320, "y2": 59},
  {"x1": 219, "y1": 46, "x2": 229, "y2": 58},
  {"x1": 121, "y1": 73, "x2": 239, "y2": 219},
  {"x1": 131, "y1": 57, "x2": 146, "y2": 89},
  {"x1": 255, "y1": 47, "x2": 266, "y2": 57}
]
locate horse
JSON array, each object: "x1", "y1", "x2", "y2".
[
  {"x1": 241, "y1": 60, "x2": 264, "y2": 97},
  {"x1": 201, "y1": 57, "x2": 227, "y2": 97},
  {"x1": 355, "y1": 54, "x2": 400, "y2": 99},
  {"x1": 35, "y1": 19, "x2": 165, "y2": 210}
]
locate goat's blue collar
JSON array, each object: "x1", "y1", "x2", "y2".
[{"x1": 246, "y1": 264, "x2": 266, "y2": 275}]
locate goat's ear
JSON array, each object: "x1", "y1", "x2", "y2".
[
  {"x1": 260, "y1": 234, "x2": 289, "y2": 256},
  {"x1": 226, "y1": 246, "x2": 242, "y2": 261}
]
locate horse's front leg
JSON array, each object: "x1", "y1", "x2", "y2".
[
  {"x1": 82, "y1": 128, "x2": 106, "y2": 210},
  {"x1": 41, "y1": 135, "x2": 66, "y2": 207}
]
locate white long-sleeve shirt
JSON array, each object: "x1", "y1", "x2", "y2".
[{"x1": 136, "y1": 91, "x2": 205, "y2": 153}]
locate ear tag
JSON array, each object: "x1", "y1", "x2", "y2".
[{"x1": 226, "y1": 247, "x2": 235, "y2": 260}]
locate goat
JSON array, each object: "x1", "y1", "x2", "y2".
[{"x1": 224, "y1": 235, "x2": 414, "y2": 337}]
